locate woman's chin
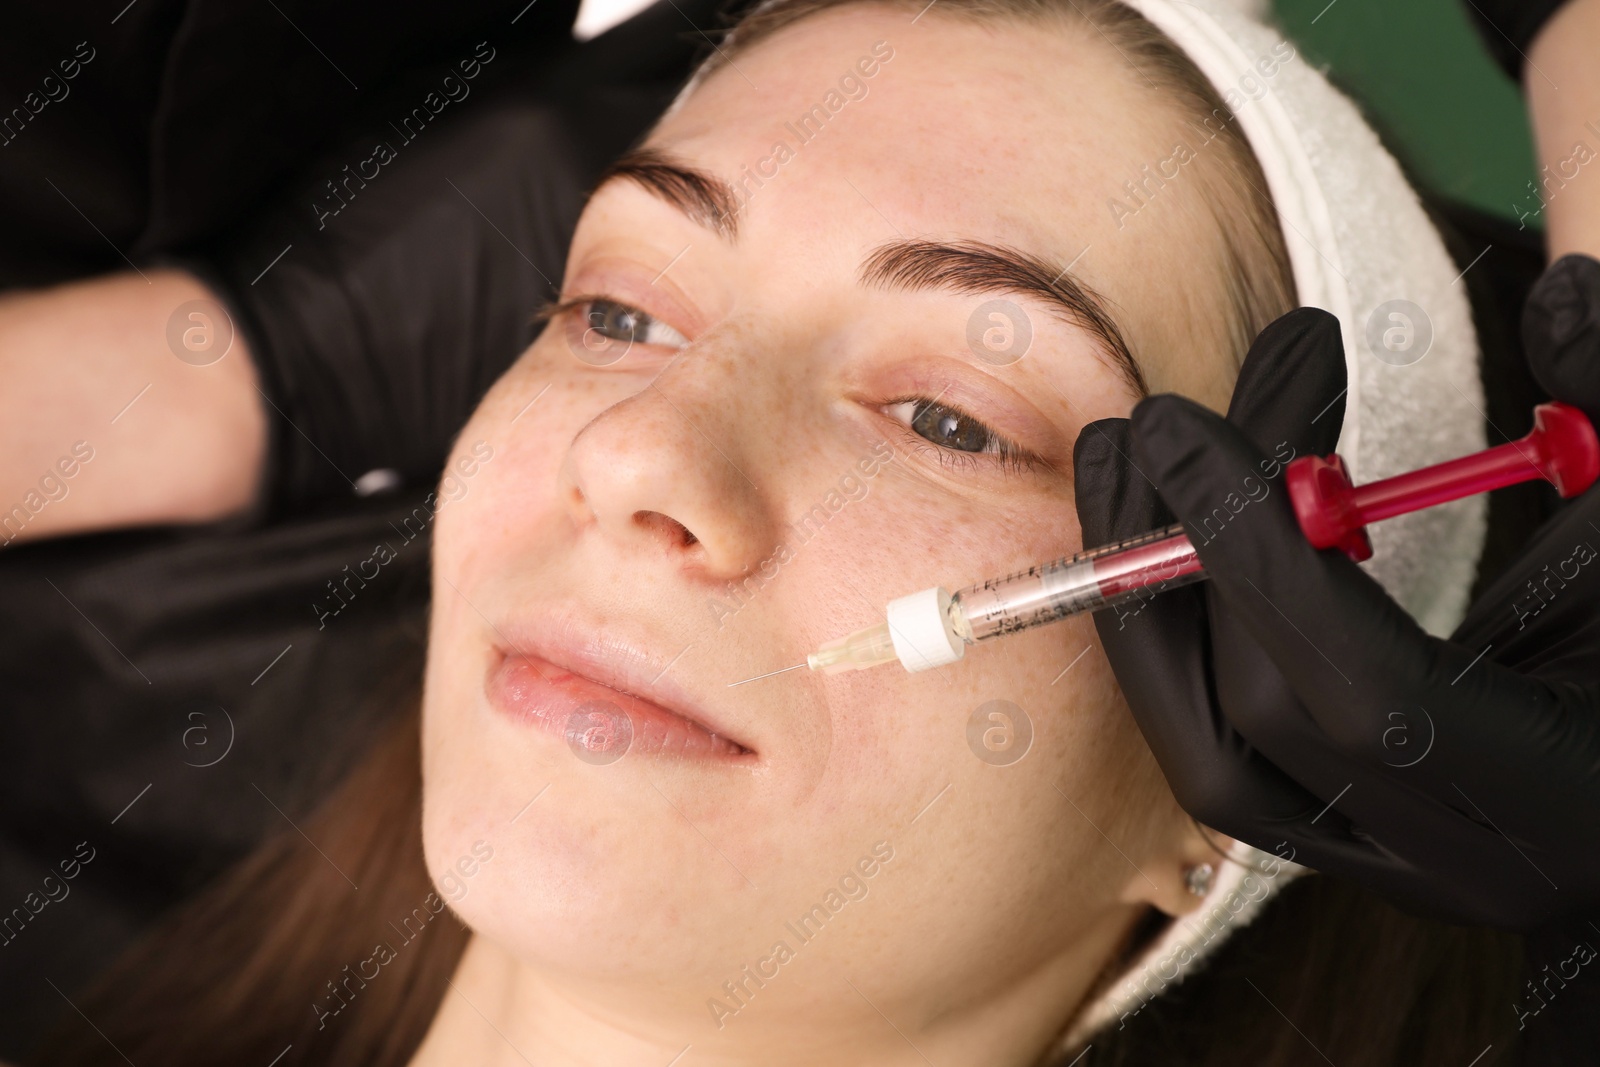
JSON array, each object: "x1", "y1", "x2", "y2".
[{"x1": 424, "y1": 799, "x2": 773, "y2": 984}]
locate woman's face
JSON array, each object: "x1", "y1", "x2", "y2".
[{"x1": 423, "y1": 4, "x2": 1239, "y2": 1056}]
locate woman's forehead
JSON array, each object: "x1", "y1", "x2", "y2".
[
  {"x1": 635, "y1": 6, "x2": 1239, "y2": 397},
  {"x1": 653, "y1": 10, "x2": 1157, "y2": 225}
]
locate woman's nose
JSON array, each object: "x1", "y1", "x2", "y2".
[{"x1": 559, "y1": 380, "x2": 779, "y2": 579}]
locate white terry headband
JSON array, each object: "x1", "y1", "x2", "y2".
[{"x1": 1062, "y1": 0, "x2": 1489, "y2": 1049}]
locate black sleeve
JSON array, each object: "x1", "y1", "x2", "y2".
[
  {"x1": 1517, "y1": 920, "x2": 1600, "y2": 1065},
  {"x1": 1464, "y1": 0, "x2": 1572, "y2": 81},
  {"x1": 0, "y1": 0, "x2": 582, "y2": 290}
]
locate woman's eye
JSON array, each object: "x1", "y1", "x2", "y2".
[
  {"x1": 887, "y1": 398, "x2": 1002, "y2": 453},
  {"x1": 884, "y1": 398, "x2": 1041, "y2": 472},
  {"x1": 583, "y1": 298, "x2": 688, "y2": 348}
]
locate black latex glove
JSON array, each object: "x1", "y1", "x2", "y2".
[
  {"x1": 1073, "y1": 257, "x2": 1600, "y2": 932},
  {"x1": 161, "y1": 16, "x2": 702, "y2": 517}
]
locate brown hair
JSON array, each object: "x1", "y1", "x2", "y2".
[
  {"x1": 37, "y1": 3, "x2": 1521, "y2": 1065},
  {"x1": 36, "y1": 708, "x2": 470, "y2": 1066}
]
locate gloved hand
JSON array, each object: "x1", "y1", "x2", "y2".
[
  {"x1": 167, "y1": 20, "x2": 701, "y2": 517},
  {"x1": 1073, "y1": 254, "x2": 1600, "y2": 932}
]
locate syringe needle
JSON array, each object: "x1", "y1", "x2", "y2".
[{"x1": 727, "y1": 662, "x2": 807, "y2": 687}]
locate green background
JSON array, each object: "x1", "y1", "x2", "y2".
[{"x1": 1273, "y1": 0, "x2": 1536, "y2": 222}]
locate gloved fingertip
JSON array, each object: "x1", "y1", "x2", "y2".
[
  {"x1": 1526, "y1": 254, "x2": 1600, "y2": 348},
  {"x1": 1130, "y1": 393, "x2": 1224, "y2": 470},
  {"x1": 1524, "y1": 253, "x2": 1600, "y2": 420},
  {"x1": 1073, "y1": 418, "x2": 1149, "y2": 545},
  {"x1": 1252, "y1": 305, "x2": 1340, "y2": 354},
  {"x1": 1229, "y1": 307, "x2": 1347, "y2": 450},
  {"x1": 1071, "y1": 417, "x2": 1131, "y2": 474},
  {"x1": 1129, "y1": 394, "x2": 1252, "y2": 514}
]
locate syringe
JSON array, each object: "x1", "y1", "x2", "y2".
[{"x1": 805, "y1": 401, "x2": 1600, "y2": 675}]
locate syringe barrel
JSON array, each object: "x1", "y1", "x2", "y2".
[{"x1": 951, "y1": 524, "x2": 1205, "y2": 641}]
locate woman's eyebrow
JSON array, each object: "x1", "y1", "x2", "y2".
[
  {"x1": 594, "y1": 147, "x2": 741, "y2": 239},
  {"x1": 860, "y1": 239, "x2": 1147, "y2": 397},
  {"x1": 593, "y1": 149, "x2": 1148, "y2": 397}
]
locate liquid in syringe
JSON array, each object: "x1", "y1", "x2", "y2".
[{"x1": 804, "y1": 522, "x2": 1204, "y2": 674}]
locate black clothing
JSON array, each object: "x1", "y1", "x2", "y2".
[{"x1": 0, "y1": 0, "x2": 579, "y2": 288}]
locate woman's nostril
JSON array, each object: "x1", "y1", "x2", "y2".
[{"x1": 634, "y1": 510, "x2": 699, "y2": 548}]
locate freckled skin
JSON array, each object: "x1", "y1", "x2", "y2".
[{"x1": 414, "y1": 6, "x2": 1245, "y2": 1066}]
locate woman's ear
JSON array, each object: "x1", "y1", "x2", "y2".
[{"x1": 1116, "y1": 821, "x2": 1235, "y2": 918}]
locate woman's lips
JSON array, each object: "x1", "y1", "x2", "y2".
[{"x1": 486, "y1": 653, "x2": 752, "y2": 761}]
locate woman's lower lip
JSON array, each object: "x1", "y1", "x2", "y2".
[{"x1": 486, "y1": 654, "x2": 750, "y2": 761}]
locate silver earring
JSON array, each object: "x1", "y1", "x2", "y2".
[{"x1": 1183, "y1": 862, "x2": 1214, "y2": 897}]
